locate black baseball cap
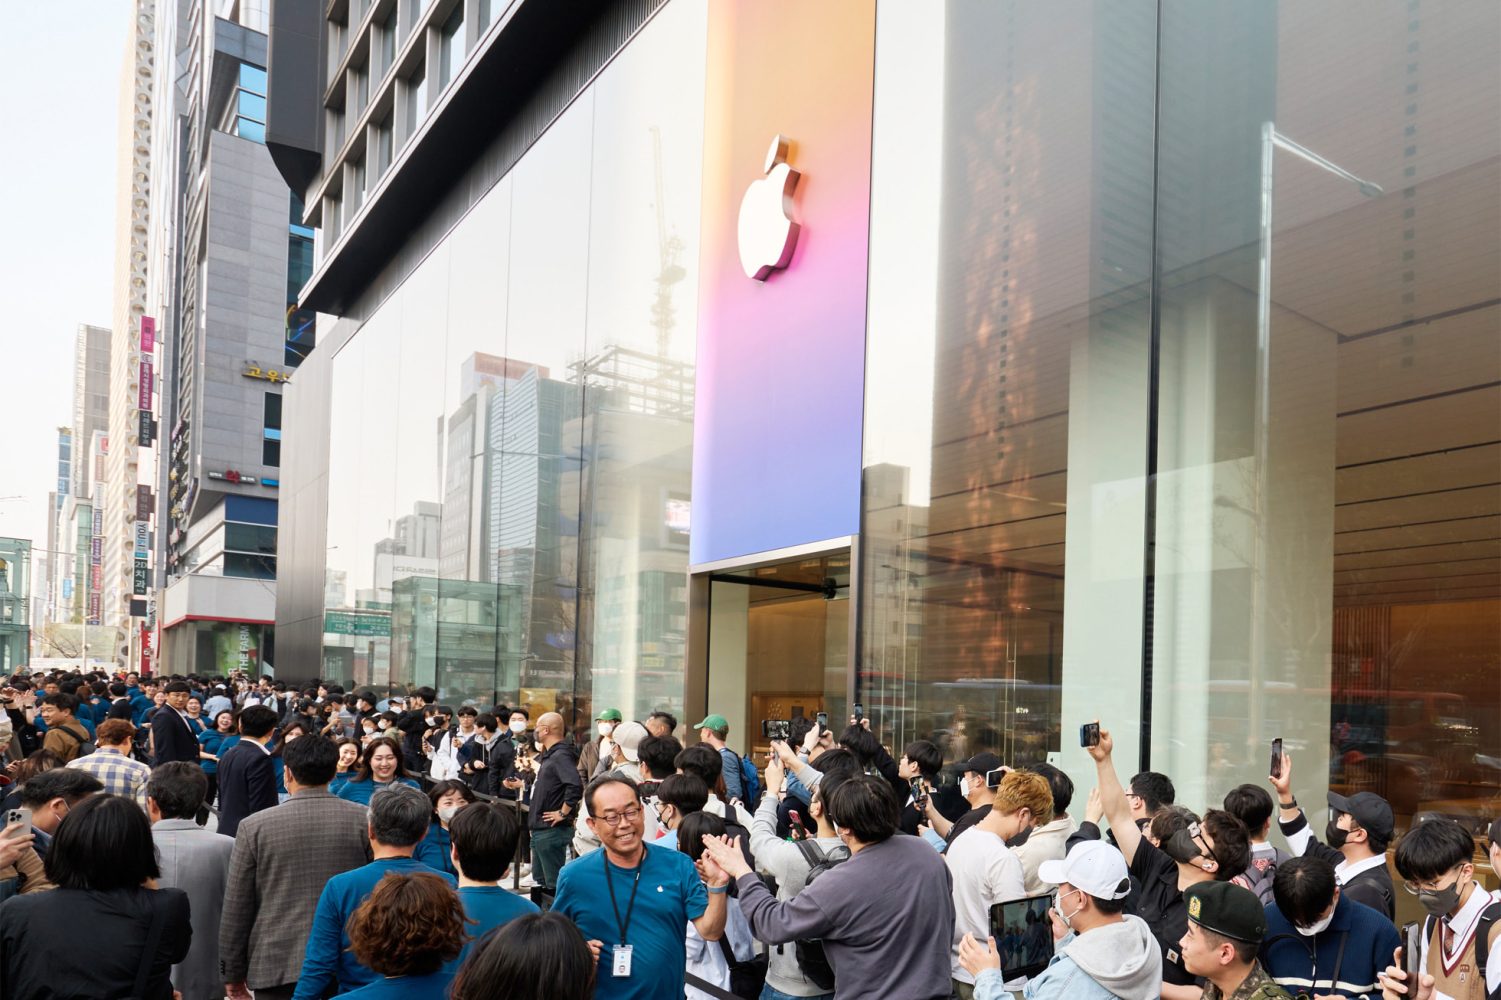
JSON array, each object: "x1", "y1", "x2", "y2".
[
  {"x1": 1185, "y1": 881, "x2": 1267, "y2": 944},
  {"x1": 959, "y1": 752, "x2": 1003, "y2": 777},
  {"x1": 1327, "y1": 791, "x2": 1394, "y2": 841}
]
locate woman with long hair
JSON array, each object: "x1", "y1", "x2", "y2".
[
  {"x1": 412, "y1": 779, "x2": 476, "y2": 876},
  {"x1": 196, "y1": 709, "x2": 239, "y2": 807},
  {"x1": 340, "y1": 872, "x2": 466, "y2": 998},
  {"x1": 0, "y1": 749, "x2": 65, "y2": 813},
  {"x1": 451, "y1": 912, "x2": 596, "y2": 1000},
  {"x1": 0, "y1": 795, "x2": 191, "y2": 998},
  {"x1": 334, "y1": 737, "x2": 420, "y2": 805}
]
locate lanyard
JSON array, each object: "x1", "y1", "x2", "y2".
[{"x1": 604, "y1": 850, "x2": 645, "y2": 946}]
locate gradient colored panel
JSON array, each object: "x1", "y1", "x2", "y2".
[{"x1": 690, "y1": 1, "x2": 876, "y2": 567}]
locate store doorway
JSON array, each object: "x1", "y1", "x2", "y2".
[{"x1": 692, "y1": 549, "x2": 853, "y2": 761}]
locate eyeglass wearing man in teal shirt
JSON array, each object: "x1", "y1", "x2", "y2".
[{"x1": 551, "y1": 775, "x2": 729, "y2": 1000}]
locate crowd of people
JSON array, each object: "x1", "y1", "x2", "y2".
[{"x1": 0, "y1": 667, "x2": 1497, "y2": 1000}]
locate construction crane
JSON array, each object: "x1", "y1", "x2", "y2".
[{"x1": 649, "y1": 126, "x2": 686, "y2": 359}]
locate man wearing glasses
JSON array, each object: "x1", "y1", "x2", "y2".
[
  {"x1": 1378, "y1": 816, "x2": 1501, "y2": 1000},
  {"x1": 551, "y1": 774, "x2": 729, "y2": 1000}
]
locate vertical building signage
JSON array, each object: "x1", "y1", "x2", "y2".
[
  {"x1": 690, "y1": 1, "x2": 876, "y2": 566},
  {"x1": 134, "y1": 521, "x2": 150, "y2": 558},
  {"x1": 140, "y1": 316, "x2": 155, "y2": 353},
  {"x1": 138, "y1": 359, "x2": 153, "y2": 410},
  {"x1": 135, "y1": 484, "x2": 152, "y2": 521}
]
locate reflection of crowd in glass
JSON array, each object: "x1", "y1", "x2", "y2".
[{"x1": 0, "y1": 667, "x2": 1497, "y2": 1000}]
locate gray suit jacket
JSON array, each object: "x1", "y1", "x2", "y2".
[
  {"x1": 154, "y1": 818, "x2": 236, "y2": 1000},
  {"x1": 218, "y1": 788, "x2": 372, "y2": 990}
]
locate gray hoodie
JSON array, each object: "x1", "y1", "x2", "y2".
[{"x1": 977, "y1": 913, "x2": 1162, "y2": 1000}]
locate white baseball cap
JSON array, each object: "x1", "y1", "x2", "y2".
[
  {"x1": 611, "y1": 721, "x2": 649, "y2": 762},
  {"x1": 1037, "y1": 841, "x2": 1131, "y2": 900}
]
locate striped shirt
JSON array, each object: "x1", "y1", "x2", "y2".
[{"x1": 67, "y1": 747, "x2": 153, "y2": 809}]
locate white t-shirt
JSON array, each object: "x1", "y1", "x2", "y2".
[{"x1": 945, "y1": 825, "x2": 1026, "y2": 985}]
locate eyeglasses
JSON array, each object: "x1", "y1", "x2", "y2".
[
  {"x1": 596, "y1": 807, "x2": 643, "y2": 827},
  {"x1": 1402, "y1": 863, "x2": 1464, "y2": 896}
]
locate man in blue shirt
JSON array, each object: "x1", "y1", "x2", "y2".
[
  {"x1": 292, "y1": 783, "x2": 457, "y2": 998},
  {"x1": 447, "y1": 802, "x2": 538, "y2": 961},
  {"x1": 552, "y1": 775, "x2": 728, "y2": 1000},
  {"x1": 1260, "y1": 854, "x2": 1398, "y2": 998}
]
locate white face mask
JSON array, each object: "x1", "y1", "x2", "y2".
[
  {"x1": 598, "y1": 722, "x2": 615, "y2": 738},
  {"x1": 509, "y1": 720, "x2": 527, "y2": 734},
  {"x1": 959, "y1": 776, "x2": 972, "y2": 798},
  {"x1": 437, "y1": 805, "x2": 461, "y2": 823},
  {"x1": 1296, "y1": 909, "x2": 1335, "y2": 937},
  {"x1": 1056, "y1": 888, "x2": 1085, "y2": 930},
  {"x1": 533, "y1": 740, "x2": 544, "y2": 753},
  {"x1": 599, "y1": 738, "x2": 614, "y2": 760}
]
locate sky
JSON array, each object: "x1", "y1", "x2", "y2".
[{"x1": 0, "y1": 3, "x2": 131, "y2": 560}]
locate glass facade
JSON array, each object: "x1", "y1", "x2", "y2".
[
  {"x1": 320, "y1": 1, "x2": 707, "y2": 722},
  {"x1": 301, "y1": 0, "x2": 1498, "y2": 846},
  {"x1": 859, "y1": 1, "x2": 1499, "y2": 839}
]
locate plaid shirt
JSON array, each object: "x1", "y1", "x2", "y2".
[{"x1": 66, "y1": 747, "x2": 154, "y2": 808}]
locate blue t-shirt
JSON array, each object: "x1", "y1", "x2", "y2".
[
  {"x1": 292, "y1": 856, "x2": 457, "y2": 998},
  {"x1": 457, "y1": 886, "x2": 539, "y2": 962},
  {"x1": 551, "y1": 842, "x2": 708, "y2": 1000},
  {"x1": 333, "y1": 776, "x2": 421, "y2": 805},
  {"x1": 338, "y1": 970, "x2": 453, "y2": 999}
]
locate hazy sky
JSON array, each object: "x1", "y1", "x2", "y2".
[{"x1": 0, "y1": 3, "x2": 130, "y2": 559}]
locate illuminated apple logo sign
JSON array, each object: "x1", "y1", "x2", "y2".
[{"x1": 737, "y1": 135, "x2": 802, "y2": 281}]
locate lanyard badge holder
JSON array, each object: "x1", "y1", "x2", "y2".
[{"x1": 605, "y1": 852, "x2": 644, "y2": 978}]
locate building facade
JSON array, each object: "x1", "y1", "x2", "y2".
[
  {"x1": 266, "y1": 0, "x2": 1500, "y2": 854},
  {"x1": 142, "y1": 1, "x2": 316, "y2": 674}
]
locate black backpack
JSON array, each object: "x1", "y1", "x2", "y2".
[
  {"x1": 792, "y1": 840, "x2": 851, "y2": 990},
  {"x1": 54, "y1": 724, "x2": 96, "y2": 757}
]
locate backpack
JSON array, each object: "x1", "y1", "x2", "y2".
[
  {"x1": 737, "y1": 754, "x2": 762, "y2": 811},
  {"x1": 54, "y1": 724, "x2": 95, "y2": 757},
  {"x1": 1423, "y1": 898, "x2": 1501, "y2": 983},
  {"x1": 792, "y1": 840, "x2": 851, "y2": 990}
]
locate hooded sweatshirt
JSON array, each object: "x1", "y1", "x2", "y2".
[{"x1": 975, "y1": 913, "x2": 1163, "y2": 1000}]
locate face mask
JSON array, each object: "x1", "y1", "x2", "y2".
[
  {"x1": 1296, "y1": 909, "x2": 1335, "y2": 936},
  {"x1": 509, "y1": 720, "x2": 527, "y2": 734},
  {"x1": 1325, "y1": 819, "x2": 1350, "y2": 850},
  {"x1": 599, "y1": 738, "x2": 614, "y2": 761},
  {"x1": 1164, "y1": 827, "x2": 1215, "y2": 868},
  {"x1": 438, "y1": 805, "x2": 461, "y2": 823},
  {"x1": 598, "y1": 722, "x2": 614, "y2": 738},
  {"x1": 959, "y1": 776, "x2": 972, "y2": 798},
  {"x1": 1416, "y1": 879, "x2": 1464, "y2": 917},
  {"x1": 1056, "y1": 888, "x2": 1085, "y2": 930},
  {"x1": 534, "y1": 740, "x2": 545, "y2": 753}
]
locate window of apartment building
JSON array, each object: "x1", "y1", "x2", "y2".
[
  {"x1": 286, "y1": 196, "x2": 316, "y2": 367},
  {"x1": 263, "y1": 392, "x2": 282, "y2": 467},
  {"x1": 438, "y1": 5, "x2": 464, "y2": 90},
  {"x1": 233, "y1": 64, "x2": 268, "y2": 142},
  {"x1": 327, "y1": 16, "x2": 347, "y2": 79},
  {"x1": 405, "y1": 62, "x2": 427, "y2": 140},
  {"x1": 379, "y1": 5, "x2": 398, "y2": 79},
  {"x1": 350, "y1": 66, "x2": 369, "y2": 119},
  {"x1": 374, "y1": 112, "x2": 394, "y2": 177},
  {"x1": 478, "y1": 0, "x2": 493, "y2": 31},
  {"x1": 348, "y1": 153, "x2": 367, "y2": 216},
  {"x1": 329, "y1": 105, "x2": 346, "y2": 155}
]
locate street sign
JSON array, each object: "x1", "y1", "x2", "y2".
[
  {"x1": 132, "y1": 559, "x2": 149, "y2": 595},
  {"x1": 323, "y1": 610, "x2": 391, "y2": 637}
]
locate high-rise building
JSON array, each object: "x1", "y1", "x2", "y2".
[
  {"x1": 148, "y1": 1, "x2": 311, "y2": 675},
  {"x1": 71, "y1": 325, "x2": 112, "y2": 497},
  {"x1": 103, "y1": 0, "x2": 157, "y2": 659}
]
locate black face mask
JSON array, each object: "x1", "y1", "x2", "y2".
[
  {"x1": 1326, "y1": 818, "x2": 1350, "y2": 850},
  {"x1": 1164, "y1": 827, "x2": 1212, "y2": 866}
]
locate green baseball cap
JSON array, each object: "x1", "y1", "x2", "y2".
[
  {"x1": 693, "y1": 714, "x2": 728, "y2": 731},
  {"x1": 1185, "y1": 881, "x2": 1266, "y2": 944},
  {"x1": 596, "y1": 708, "x2": 623, "y2": 722}
]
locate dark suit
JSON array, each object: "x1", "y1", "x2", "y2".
[
  {"x1": 152, "y1": 707, "x2": 200, "y2": 765},
  {"x1": 219, "y1": 789, "x2": 372, "y2": 992},
  {"x1": 216, "y1": 741, "x2": 278, "y2": 838}
]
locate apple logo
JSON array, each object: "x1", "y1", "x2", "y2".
[{"x1": 737, "y1": 134, "x2": 802, "y2": 281}]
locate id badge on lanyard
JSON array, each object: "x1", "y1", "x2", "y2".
[
  {"x1": 605, "y1": 851, "x2": 644, "y2": 978},
  {"x1": 612, "y1": 944, "x2": 633, "y2": 977}
]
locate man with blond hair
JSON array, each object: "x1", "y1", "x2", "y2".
[
  {"x1": 67, "y1": 717, "x2": 152, "y2": 809},
  {"x1": 945, "y1": 768, "x2": 1054, "y2": 999}
]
